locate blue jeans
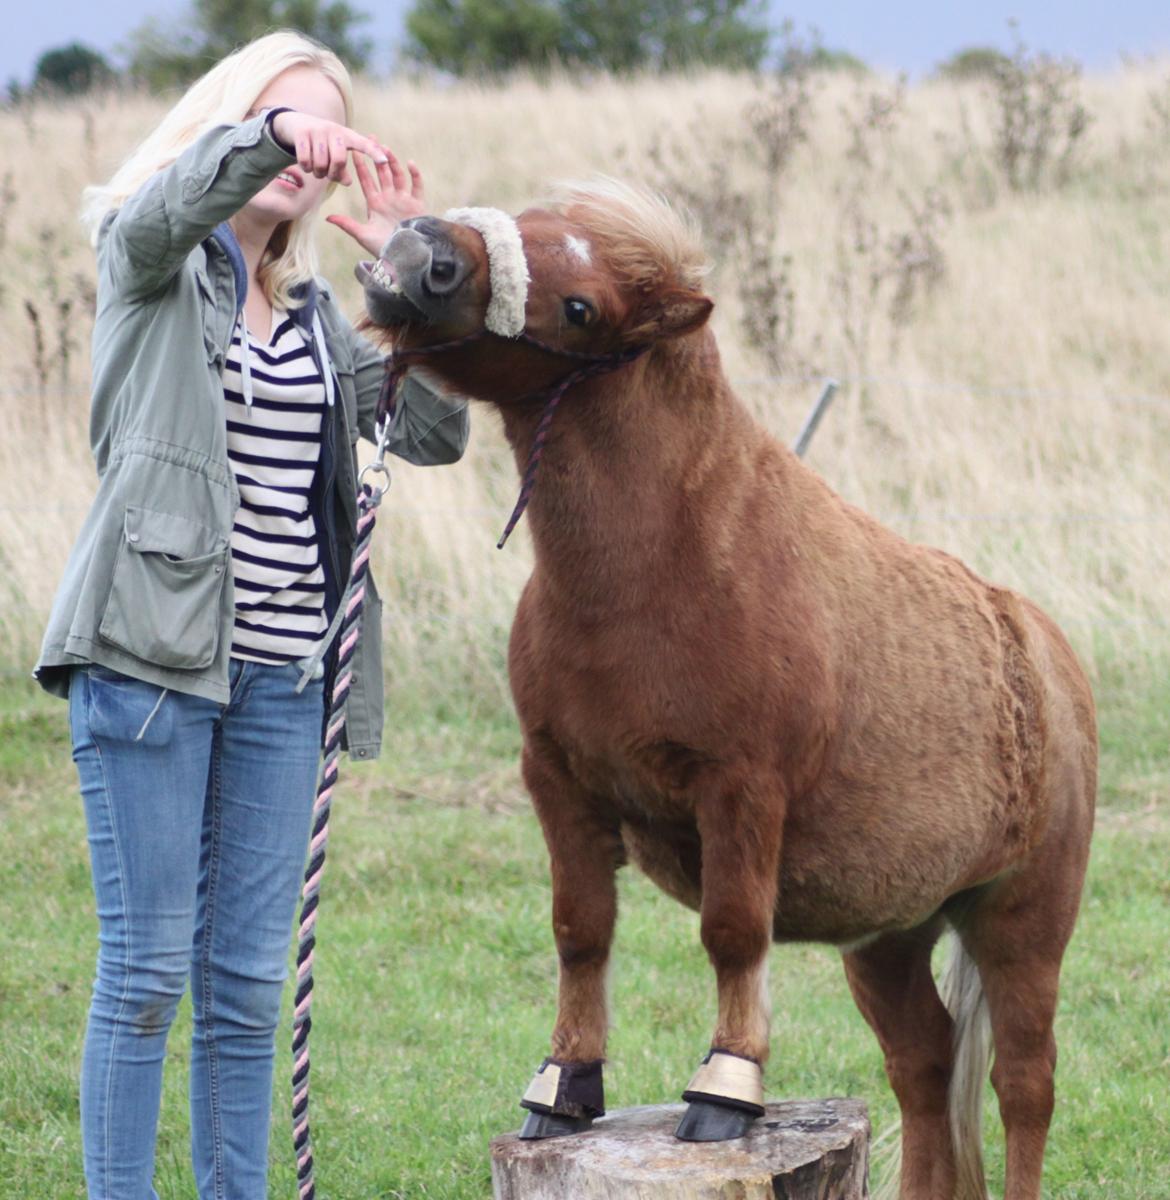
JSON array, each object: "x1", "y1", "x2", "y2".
[{"x1": 70, "y1": 658, "x2": 325, "y2": 1200}]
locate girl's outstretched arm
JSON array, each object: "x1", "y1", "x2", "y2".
[{"x1": 102, "y1": 112, "x2": 386, "y2": 302}]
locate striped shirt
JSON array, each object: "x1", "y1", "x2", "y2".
[{"x1": 223, "y1": 310, "x2": 329, "y2": 664}]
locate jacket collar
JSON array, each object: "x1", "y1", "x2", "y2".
[
  {"x1": 207, "y1": 221, "x2": 320, "y2": 332},
  {"x1": 208, "y1": 222, "x2": 248, "y2": 313}
]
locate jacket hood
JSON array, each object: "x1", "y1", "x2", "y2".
[{"x1": 207, "y1": 221, "x2": 320, "y2": 332}]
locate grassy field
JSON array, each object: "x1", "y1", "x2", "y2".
[
  {"x1": 0, "y1": 669, "x2": 1167, "y2": 1199},
  {"x1": 2, "y1": 64, "x2": 1170, "y2": 687},
  {"x1": 1, "y1": 59, "x2": 1169, "y2": 1198}
]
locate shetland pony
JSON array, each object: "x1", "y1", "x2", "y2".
[{"x1": 359, "y1": 182, "x2": 1096, "y2": 1200}]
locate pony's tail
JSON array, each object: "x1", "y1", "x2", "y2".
[
  {"x1": 869, "y1": 934, "x2": 992, "y2": 1200},
  {"x1": 939, "y1": 935, "x2": 992, "y2": 1200}
]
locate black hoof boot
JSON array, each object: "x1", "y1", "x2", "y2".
[
  {"x1": 675, "y1": 1099, "x2": 759, "y2": 1142},
  {"x1": 517, "y1": 1057, "x2": 605, "y2": 1140},
  {"x1": 518, "y1": 1110, "x2": 594, "y2": 1140}
]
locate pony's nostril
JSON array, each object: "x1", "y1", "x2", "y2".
[
  {"x1": 408, "y1": 215, "x2": 447, "y2": 239},
  {"x1": 426, "y1": 257, "x2": 462, "y2": 294}
]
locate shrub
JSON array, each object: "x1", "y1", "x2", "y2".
[
  {"x1": 32, "y1": 43, "x2": 116, "y2": 95},
  {"x1": 990, "y1": 27, "x2": 1091, "y2": 191},
  {"x1": 934, "y1": 46, "x2": 1011, "y2": 82}
]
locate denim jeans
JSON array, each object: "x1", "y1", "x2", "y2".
[{"x1": 70, "y1": 658, "x2": 325, "y2": 1200}]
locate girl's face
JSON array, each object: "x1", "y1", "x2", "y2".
[{"x1": 241, "y1": 65, "x2": 348, "y2": 226}]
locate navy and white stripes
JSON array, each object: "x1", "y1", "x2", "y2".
[{"x1": 223, "y1": 312, "x2": 328, "y2": 663}]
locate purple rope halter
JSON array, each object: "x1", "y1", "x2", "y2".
[{"x1": 377, "y1": 330, "x2": 649, "y2": 548}]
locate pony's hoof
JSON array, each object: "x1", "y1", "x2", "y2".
[
  {"x1": 519, "y1": 1110, "x2": 594, "y2": 1139},
  {"x1": 518, "y1": 1057, "x2": 605, "y2": 1139},
  {"x1": 675, "y1": 1099, "x2": 758, "y2": 1141},
  {"x1": 677, "y1": 1048, "x2": 765, "y2": 1140}
]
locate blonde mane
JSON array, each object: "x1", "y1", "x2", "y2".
[{"x1": 545, "y1": 177, "x2": 709, "y2": 294}]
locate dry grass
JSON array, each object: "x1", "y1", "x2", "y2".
[{"x1": 2, "y1": 65, "x2": 1168, "y2": 706}]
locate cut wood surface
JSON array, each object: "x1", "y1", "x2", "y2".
[{"x1": 490, "y1": 1099, "x2": 869, "y2": 1199}]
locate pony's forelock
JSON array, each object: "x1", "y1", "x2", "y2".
[{"x1": 543, "y1": 177, "x2": 710, "y2": 295}]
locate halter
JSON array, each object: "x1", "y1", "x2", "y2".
[{"x1": 376, "y1": 329, "x2": 649, "y2": 548}]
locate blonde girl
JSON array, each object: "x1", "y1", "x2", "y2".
[{"x1": 36, "y1": 30, "x2": 467, "y2": 1199}]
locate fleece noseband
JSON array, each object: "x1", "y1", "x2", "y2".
[
  {"x1": 374, "y1": 208, "x2": 648, "y2": 548},
  {"x1": 442, "y1": 206, "x2": 530, "y2": 337}
]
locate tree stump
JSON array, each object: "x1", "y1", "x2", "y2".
[{"x1": 490, "y1": 1099, "x2": 869, "y2": 1199}]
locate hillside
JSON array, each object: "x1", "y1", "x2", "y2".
[{"x1": 1, "y1": 65, "x2": 1167, "y2": 717}]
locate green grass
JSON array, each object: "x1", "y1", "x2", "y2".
[{"x1": 0, "y1": 667, "x2": 1167, "y2": 1199}]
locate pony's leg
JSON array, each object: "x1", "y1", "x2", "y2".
[
  {"x1": 517, "y1": 738, "x2": 622, "y2": 1139},
  {"x1": 961, "y1": 865, "x2": 1084, "y2": 1200},
  {"x1": 676, "y1": 782, "x2": 783, "y2": 1141},
  {"x1": 840, "y1": 921, "x2": 956, "y2": 1200}
]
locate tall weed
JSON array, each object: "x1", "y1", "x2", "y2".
[
  {"x1": 0, "y1": 69, "x2": 1166, "y2": 716},
  {"x1": 992, "y1": 25, "x2": 1092, "y2": 191}
]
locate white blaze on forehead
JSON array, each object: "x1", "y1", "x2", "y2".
[
  {"x1": 443, "y1": 206, "x2": 530, "y2": 337},
  {"x1": 564, "y1": 233, "x2": 592, "y2": 265}
]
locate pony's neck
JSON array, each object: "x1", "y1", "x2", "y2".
[{"x1": 494, "y1": 329, "x2": 764, "y2": 609}]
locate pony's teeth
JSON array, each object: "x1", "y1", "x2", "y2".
[{"x1": 372, "y1": 261, "x2": 401, "y2": 294}]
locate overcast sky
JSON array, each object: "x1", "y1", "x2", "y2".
[{"x1": 5, "y1": 0, "x2": 1168, "y2": 86}]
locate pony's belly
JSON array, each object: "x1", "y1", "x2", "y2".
[
  {"x1": 770, "y1": 876, "x2": 939, "y2": 945},
  {"x1": 564, "y1": 743, "x2": 1012, "y2": 944},
  {"x1": 619, "y1": 808, "x2": 960, "y2": 945},
  {"x1": 770, "y1": 810, "x2": 998, "y2": 943},
  {"x1": 622, "y1": 794, "x2": 989, "y2": 944}
]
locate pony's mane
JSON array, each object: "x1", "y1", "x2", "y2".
[{"x1": 544, "y1": 178, "x2": 709, "y2": 294}]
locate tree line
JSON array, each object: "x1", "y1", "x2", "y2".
[{"x1": 13, "y1": 0, "x2": 1017, "y2": 97}]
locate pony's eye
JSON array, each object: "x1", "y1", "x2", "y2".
[{"x1": 563, "y1": 298, "x2": 594, "y2": 327}]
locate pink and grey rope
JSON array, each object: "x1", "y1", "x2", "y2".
[
  {"x1": 289, "y1": 332, "x2": 644, "y2": 1197},
  {"x1": 291, "y1": 474, "x2": 383, "y2": 1200}
]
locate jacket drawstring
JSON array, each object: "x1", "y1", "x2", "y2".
[{"x1": 312, "y1": 311, "x2": 336, "y2": 408}]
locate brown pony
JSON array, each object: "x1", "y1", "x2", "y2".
[{"x1": 358, "y1": 181, "x2": 1096, "y2": 1200}]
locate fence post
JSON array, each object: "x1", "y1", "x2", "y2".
[{"x1": 793, "y1": 378, "x2": 839, "y2": 458}]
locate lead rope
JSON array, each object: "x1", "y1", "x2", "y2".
[
  {"x1": 288, "y1": 333, "x2": 645, "y2": 1196},
  {"x1": 291, "y1": 421, "x2": 392, "y2": 1200}
]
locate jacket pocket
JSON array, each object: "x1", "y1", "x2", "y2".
[{"x1": 98, "y1": 506, "x2": 229, "y2": 670}]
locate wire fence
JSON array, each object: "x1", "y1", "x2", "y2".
[
  {"x1": 2, "y1": 368, "x2": 1166, "y2": 681},
  {"x1": 729, "y1": 371, "x2": 1170, "y2": 411},
  {"x1": 6, "y1": 499, "x2": 1168, "y2": 525},
  {"x1": 6, "y1": 372, "x2": 1170, "y2": 409}
]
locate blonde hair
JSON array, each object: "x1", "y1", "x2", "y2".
[{"x1": 82, "y1": 30, "x2": 354, "y2": 310}]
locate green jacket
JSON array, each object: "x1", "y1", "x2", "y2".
[{"x1": 34, "y1": 112, "x2": 469, "y2": 760}]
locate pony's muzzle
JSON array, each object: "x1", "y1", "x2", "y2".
[{"x1": 389, "y1": 219, "x2": 465, "y2": 298}]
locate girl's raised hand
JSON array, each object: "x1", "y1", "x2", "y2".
[
  {"x1": 325, "y1": 142, "x2": 427, "y2": 258},
  {"x1": 270, "y1": 110, "x2": 388, "y2": 186}
]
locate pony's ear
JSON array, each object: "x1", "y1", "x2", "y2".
[{"x1": 625, "y1": 288, "x2": 714, "y2": 344}]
